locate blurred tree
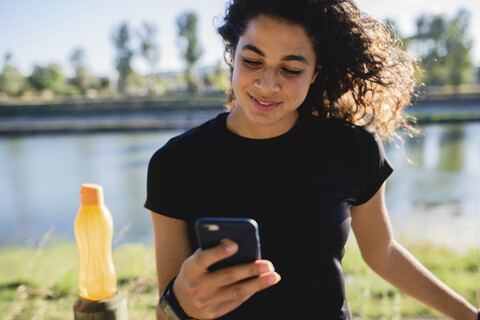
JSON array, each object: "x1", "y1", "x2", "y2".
[
  {"x1": 205, "y1": 60, "x2": 228, "y2": 91},
  {"x1": 137, "y1": 21, "x2": 160, "y2": 95},
  {"x1": 98, "y1": 76, "x2": 111, "y2": 93},
  {"x1": 0, "y1": 52, "x2": 26, "y2": 96},
  {"x1": 126, "y1": 70, "x2": 149, "y2": 94},
  {"x1": 409, "y1": 9, "x2": 474, "y2": 89},
  {"x1": 28, "y1": 63, "x2": 65, "y2": 95},
  {"x1": 112, "y1": 22, "x2": 134, "y2": 94},
  {"x1": 177, "y1": 11, "x2": 203, "y2": 95},
  {"x1": 70, "y1": 47, "x2": 93, "y2": 95},
  {"x1": 4, "y1": 52, "x2": 11, "y2": 64}
]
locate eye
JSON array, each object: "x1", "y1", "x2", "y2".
[
  {"x1": 282, "y1": 68, "x2": 302, "y2": 76},
  {"x1": 242, "y1": 58, "x2": 262, "y2": 68}
]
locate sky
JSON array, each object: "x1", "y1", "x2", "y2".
[{"x1": 0, "y1": 0, "x2": 479, "y2": 78}]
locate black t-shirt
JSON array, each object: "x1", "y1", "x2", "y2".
[{"x1": 145, "y1": 112, "x2": 393, "y2": 319}]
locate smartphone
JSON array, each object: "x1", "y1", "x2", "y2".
[{"x1": 195, "y1": 217, "x2": 261, "y2": 272}]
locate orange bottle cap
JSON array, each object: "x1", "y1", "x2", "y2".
[{"x1": 80, "y1": 183, "x2": 104, "y2": 205}]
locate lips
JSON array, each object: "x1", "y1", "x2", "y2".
[{"x1": 250, "y1": 94, "x2": 281, "y2": 111}]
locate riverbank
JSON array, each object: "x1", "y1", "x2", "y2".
[
  {"x1": 410, "y1": 95, "x2": 480, "y2": 124},
  {"x1": 1, "y1": 239, "x2": 478, "y2": 319},
  {"x1": 1, "y1": 92, "x2": 480, "y2": 135},
  {"x1": 0, "y1": 94, "x2": 225, "y2": 135}
]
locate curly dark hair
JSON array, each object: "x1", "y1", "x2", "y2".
[{"x1": 217, "y1": 0, "x2": 418, "y2": 140}]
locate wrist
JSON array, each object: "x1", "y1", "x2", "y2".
[{"x1": 159, "y1": 277, "x2": 194, "y2": 320}]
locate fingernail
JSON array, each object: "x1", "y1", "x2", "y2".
[
  {"x1": 224, "y1": 241, "x2": 237, "y2": 253},
  {"x1": 259, "y1": 263, "x2": 274, "y2": 273},
  {"x1": 267, "y1": 273, "x2": 281, "y2": 285},
  {"x1": 259, "y1": 264, "x2": 269, "y2": 273}
]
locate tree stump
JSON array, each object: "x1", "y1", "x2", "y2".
[{"x1": 74, "y1": 291, "x2": 128, "y2": 320}]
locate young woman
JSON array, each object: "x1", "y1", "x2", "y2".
[{"x1": 145, "y1": 0, "x2": 479, "y2": 319}]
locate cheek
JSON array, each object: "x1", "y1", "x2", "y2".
[
  {"x1": 286, "y1": 79, "x2": 312, "y2": 100},
  {"x1": 232, "y1": 65, "x2": 255, "y2": 90},
  {"x1": 231, "y1": 66, "x2": 241, "y2": 95},
  {"x1": 231, "y1": 68, "x2": 248, "y2": 103}
]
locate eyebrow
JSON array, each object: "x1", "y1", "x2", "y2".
[{"x1": 241, "y1": 44, "x2": 310, "y2": 65}]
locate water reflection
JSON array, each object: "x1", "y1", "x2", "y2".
[
  {"x1": 385, "y1": 122, "x2": 480, "y2": 251},
  {"x1": 0, "y1": 130, "x2": 183, "y2": 247},
  {"x1": 0, "y1": 122, "x2": 479, "y2": 250},
  {"x1": 422, "y1": 124, "x2": 441, "y2": 170}
]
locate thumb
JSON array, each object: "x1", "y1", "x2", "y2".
[{"x1": 195, "y1": 239, "x2": 238, "y2": 271}]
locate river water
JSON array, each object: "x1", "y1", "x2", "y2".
[{"x1": 1, "y1": 119, "x2": 479, "y2": 251}]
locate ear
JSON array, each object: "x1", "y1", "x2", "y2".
[{"x1": 310, "y1": 65, "x2": 320, "y2": 84}]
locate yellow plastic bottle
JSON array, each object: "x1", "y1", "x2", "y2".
[{"x1": 74, "y1": 183, "x2": 117, "y2": 301}]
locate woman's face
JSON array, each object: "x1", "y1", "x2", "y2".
[{"x1": 228, "y1": 15, "x2": 318, "y2": 138}]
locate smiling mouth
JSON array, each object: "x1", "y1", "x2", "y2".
[
  {"x1": 258, "y1": 100, "x2": 270, "y2": 105},
  {"x1": 250, "y1": 95, "x2": 281, "y2": 111}
]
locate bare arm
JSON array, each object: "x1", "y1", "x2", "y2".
[
  {"x1": 150, "y1": 211, "x2": 281, "y2": 320},
  {"x1": 350, "y1": 184, "x2": 478, "y2": 319},
  {"x1": 151, "y1": 212, "x2": 192, "y2": 320}
]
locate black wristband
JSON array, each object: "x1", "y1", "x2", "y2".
[
  {"x1": 477, "y1": 309, "x2": 480, "y2": 320},
  {"x1": 159, "y1": 277, "x2": 193, "y2": 320}
]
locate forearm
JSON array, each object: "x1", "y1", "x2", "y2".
[
  {"x1": 369, "y1": 241, "x2": 477, "y2": 319},
  {"x1": 151, "y1": 212, "x2": 192, "y2": 320}
]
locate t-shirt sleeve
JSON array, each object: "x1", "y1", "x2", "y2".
[
  {"x1": 144, "y1": 145, "x2": 188, "y2": 220},
  {"x1": 354, "y1": 127, "x2": 393, "y2": 205}
]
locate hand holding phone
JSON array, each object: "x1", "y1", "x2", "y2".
[
  {"x1": 171, "y1": 218, "x2": 279, "y2": 319},
  {"x1": 195, "y1": 217, "x2": 262, "y2": 272}
]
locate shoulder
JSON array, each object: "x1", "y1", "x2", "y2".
[
  {"x1": 150, "y1": 113, "x2": 226, "y2": 166},
  {"x1": 166, "y1": 113, "x2": 224, "y2": 149},
  {"x1": 304, "y1": 114, "x2": 378, "y2": 144},
  {"x1": 302, "y1": 115, "x2": 387, "y2": 167}
]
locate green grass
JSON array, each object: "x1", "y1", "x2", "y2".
[
  {"x1": 0, "y1": 238, "x2": 478, "y2": 319},
  {"x1": 0, "y1": 241, "x2": 158, "y2": 320},
  {"x1": 344, "y1": 240, "x2": 480, "y2": 319}
]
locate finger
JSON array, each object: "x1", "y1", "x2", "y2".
[
  {"x1": 194, "y1": 239, "x2": 238, "y2": 271},
  {"x1": 206, "y1": 260, "x2": 275, "y2": 287},
  {"x1": 204, "y1": 298, "x2": 248, "y2": 320},
  {"x1": 206, "y1": 271, "x2": 281, "y2": 307}
]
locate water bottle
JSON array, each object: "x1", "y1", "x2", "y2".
[{"x1": 74, "y1": 183, "x2": 117, "y2": 301}]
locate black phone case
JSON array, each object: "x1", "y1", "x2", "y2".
[{"x1": 195, "y1": 218, "x2": 261, "y2": 272}]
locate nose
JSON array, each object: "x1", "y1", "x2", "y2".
[{"x1": 254, "y1": 67, "x2": 280, "y2": 93}]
